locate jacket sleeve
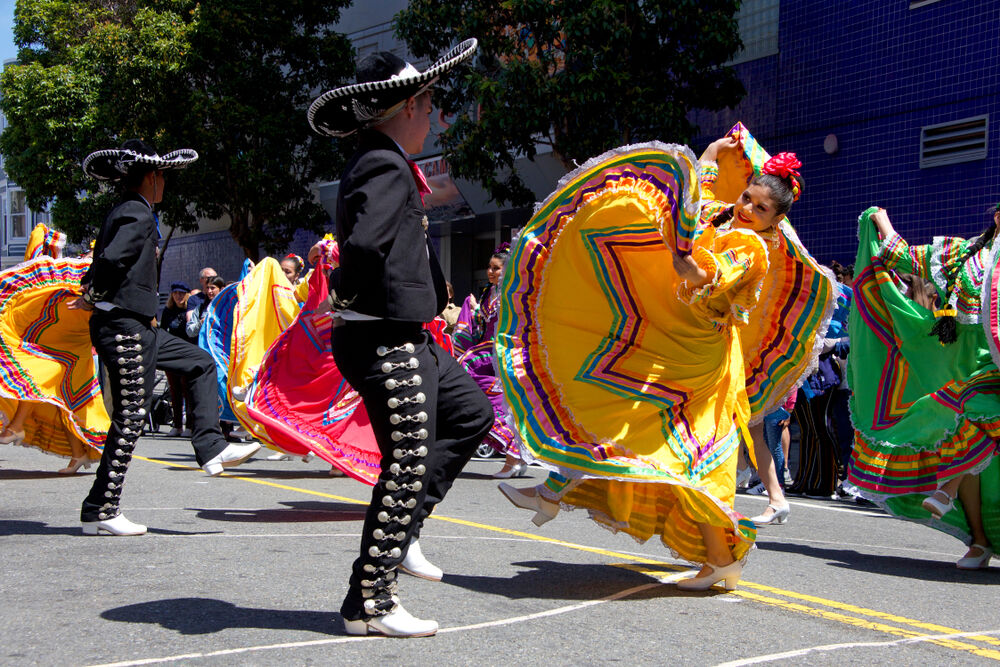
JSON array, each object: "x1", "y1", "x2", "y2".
[
  {"x1": 88, "y1": 209, "x2": 155, "y2": 301},
  {"x1": 337, "y1": 154, "x2": 412, "y2": 307}
]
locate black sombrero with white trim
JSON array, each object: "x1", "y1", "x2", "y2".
[
  {"x1": 308, "y1": 38, "x2": 478, "y2": 138},
  {"x1": 82, "y1": 138, "x2": 199, "y2": 181}
]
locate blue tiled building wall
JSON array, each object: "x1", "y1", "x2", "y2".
[{"x1": 693, "y1": 0, "x2": 1000, "y2": 266}]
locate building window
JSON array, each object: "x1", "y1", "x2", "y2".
[
  {"x1": 920, "y1": 115, "x2": 988, "y2": 168},
  {"x1": 9, "y1": 189, "x2": 27, "y2": 239},
  {"x1": 910, "y1": 0, "x2": 943, "y2": 8},
  {"x1": 731, "y1": 0, "x2": 780, "y2": 64}
]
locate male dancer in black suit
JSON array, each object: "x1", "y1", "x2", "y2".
[
  {"x1": 308, "y1": 39, "x2": 490, "y2": 637},
  {"x1": 71, "y1": 140, "x2": 261, "y2": 536}
]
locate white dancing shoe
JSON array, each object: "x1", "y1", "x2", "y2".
[
  {"x1": 735, "y1": 466, "x2": 753, "y2": 490},
  {"x1": 921, "y1": 489, "x2": 955, "y2": 519},
  {"x1": 266, "y1": 451, "x2": 292, "y2": 461},
  {"x1": 492, "y1": 462, "x2": 527, "y2": 479},
  {"x1": 498, "y1": 482, "x2": 559, "y2": 526},
  {"x1": 58, "y1": 457, "x2": 93, "y2": 475},
  {"x1": 82, "y1": 514, "x2": 147, "y2": 536},
  {"x1": 343, "y1": 602, "x2": 438, "y2": 637},
  {"x1": 751, "y1": 503, "x2": 790, "y2": 526},
  {"x1": 957, "y1": 544, "x2": 994, "y2": 570},
  {"x1": 202, "y1": 441, "x2": 262, "y2": 476},
  {"x1": 399, "y1": 539, "x2": 443, "y2": 581},
  {"x1": 676, "y1": 560, "x2": 743, "y2": 591}
]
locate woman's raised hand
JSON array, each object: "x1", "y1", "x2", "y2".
[
  {"x1": 700, "y1": 135, "x2": 740, "y2": 163},
  {"x1": 870, "y1": 208, "x2": 895, "y2": 239}
]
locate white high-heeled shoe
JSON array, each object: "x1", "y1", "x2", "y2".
[
  {"x1": 399, "y1": 539, "x2": 443, "y2": 581},
  {"x1": 58, "y1": 457, "x2": 93, "y2": 475},
  {"x1": 81, "y1": 514, "x2": 147, "y2": 536},
  {"x1": 956, "y1": 544, "x2": 993, "y2": 570},
  {"x1": 492, "y1": 462, "x2": 527, "y2": 479},
  {"x1": 751, "y1": 503, "x2": 790, "y2": 526},
  {"x1": 343, "y1": 602, "x2": 438, "y2": 637},
  {"x1": 498, "y1": 482, "x2": 559, "y2": 526},
  {"x1": 266, "y1": 451, "x2": 292, "y2": 461},
  {"x1": 922, "y1": 489, "x2": 955, "y2": 519},
  {"x1": 676, "y1": 560, "x2": 743, "y2": 591}
]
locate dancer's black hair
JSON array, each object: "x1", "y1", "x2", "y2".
[
  {"x1": 930, "y1": 216, "x2": 998, "y2": 344},
  {"x1": 712, "y1": 170, "x2": 804, "y2": 228},
  {"x1": 750, "y1": 171, "x2": 803, "y2": 217},
  {"x1": 478, "y1": 244, "x2": 511, "y2": 304}
]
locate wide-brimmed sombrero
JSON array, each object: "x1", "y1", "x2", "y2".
[
  {"x1": 308, "y1": 38, "x2": 478, "y2": 138},
  {"x1": 82, "y1": 138, "x2": 199, "y2": 181}
]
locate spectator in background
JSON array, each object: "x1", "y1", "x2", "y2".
[
  {"x1": 187, "y1": 275, "x2": 225, "y2": 340},
  {"x1": 160, "y1": 282, "x2": 198, "y2": 437}
]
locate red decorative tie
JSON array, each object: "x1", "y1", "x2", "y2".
[{"x1": 407, "y1": 159, "x2": 433, "y2": 205}]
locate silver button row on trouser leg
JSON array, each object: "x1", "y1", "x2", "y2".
[
  {"x1": 101, "y1": 347, "x2": 148, "y2": 516},
  {"x1": 359, "y1": 343, "x2": 431, "y2": 617}
]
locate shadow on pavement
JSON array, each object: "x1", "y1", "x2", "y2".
[
  {"x1": 759, "y1": 540, "x2": 998, "y2": 584},
  {"x1": 0, "y1": 469, "x2": 91, "y2": 480},
  {"x1": 0, "y1": 520, "x2": 225, "y2": 537},
  {"x1": 191, "y1": 500, "x2": 366, "y2": 523},
  {"x1": 0, "y1": 520, "x2": 82, "y2": 536},
  {"x1": 443, "y1": 560, "x2": 688, "y2": 601},
  {"x1": 101, "y1": 597, "x2": 338, "y2": 635},
  {"x1": 161, "y1": 464, "x2": 335, "y2": 480}
]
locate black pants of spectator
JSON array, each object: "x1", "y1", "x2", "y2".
[
  {"x1": 165, "y1": 370, "x2": 195, "y2": 431},
  {"x1": 829, "y1": 388, "x2": 854, "y2": 479},
  {"x1": 332, "y1": 320, "x2": 492, "y2": 621},
  {"x1": 81, "y1": 311, "x2": 230, "y2": 522},
  {"x1": 788, "y1": 388, "x2": 840, "y2": 498}
]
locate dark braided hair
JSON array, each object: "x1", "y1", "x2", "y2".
[{"x1": 929, "y1": 219, "x2": 998, "y2": 344}]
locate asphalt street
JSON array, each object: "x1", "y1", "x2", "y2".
[{"x1": 1, "y1": 436, "x2": 998, "y2": 666}]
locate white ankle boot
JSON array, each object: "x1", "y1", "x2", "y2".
[
  {"x1": 343, "y1": 601, "x2": 438, "y2": 637},
  {"x1": 82, "y1": 514, "x2": 147, "y2": 536},
  {"x1": 399, "y1": 539, "x2": 443, "y2": 581}
]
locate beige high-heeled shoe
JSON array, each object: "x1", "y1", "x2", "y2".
[
  {"x1": 0, "y1": 428, "x2": 25, "y2": 446},
  {"x1": 498, "y1": 483, "x2": 559, "y2": 526},
  {"x1": 58, "y1": 457, "x2": 94, "y2": 475},
  {"x1": 676, "y1": 560, "x2": 743, "y2": 591}
]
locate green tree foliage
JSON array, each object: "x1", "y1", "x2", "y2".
[
  {"x1": 396, "y1": 0, "x2": 746, "y2": 206},
  {"x1": 1, "y1": 0, "x2": 354, "y2": 260}
]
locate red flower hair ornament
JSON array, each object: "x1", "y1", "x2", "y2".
[{"x1": 761, "y1": 152, "x2": 803, "y2": 201}]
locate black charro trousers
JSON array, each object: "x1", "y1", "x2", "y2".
[
  {"x1": 332, "y1": 320, "x2": 492, "y2": 620},
  {"x1": 81, "y1": 310, "x2": 230, "y2": 521}
]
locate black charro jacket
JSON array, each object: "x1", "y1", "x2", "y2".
[
  {"x1": 333, "y1": 130, "x2": 447, "y2": 322},
  {"x1": 82, "y1": 191, "x2": 161, "y2": 318}
]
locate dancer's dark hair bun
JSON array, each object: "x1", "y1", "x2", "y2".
[
  {"x1": 752, "y1": 152, "x2": 803, "y2": 216},
  {"x1": 930, "y1": 221, "x2": 998, "y2": 344}
]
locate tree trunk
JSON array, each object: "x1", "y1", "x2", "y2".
[{"x1": 229, "y1": 213, "x2": 260, "y2": 262}]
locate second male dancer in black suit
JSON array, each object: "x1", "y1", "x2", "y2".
[
  {"x1": 71, "y1": 140, "x2": 261, "y2": 536},
  {"x1": 308, "y1": 39, "x2": 490, "y2": 637}
]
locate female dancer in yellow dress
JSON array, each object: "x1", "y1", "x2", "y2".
[
  {"x1": 496, "y1": 125, "x2": 835, "y2": 590},
  {"x1": 0, "y1": 224, "x2": 109, "y2": 472}
]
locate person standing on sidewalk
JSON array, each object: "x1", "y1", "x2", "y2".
[
  {"x1": 308, "y1": 39, "x2": 490, "y2": 637},
  {"x1": 70, "y1": 139, "x2": 261, "y2": 537}
]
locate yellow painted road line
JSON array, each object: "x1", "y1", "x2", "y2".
[
  {"x1": 136, "y1": 455, "x2": 998, "y2": 658},
  {"x1": 732, "y1": 589, "x2": 1000, "y2": 661},
  {"x1": 738, "y1": 580, "x2": 1000, "y2": 648}
]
